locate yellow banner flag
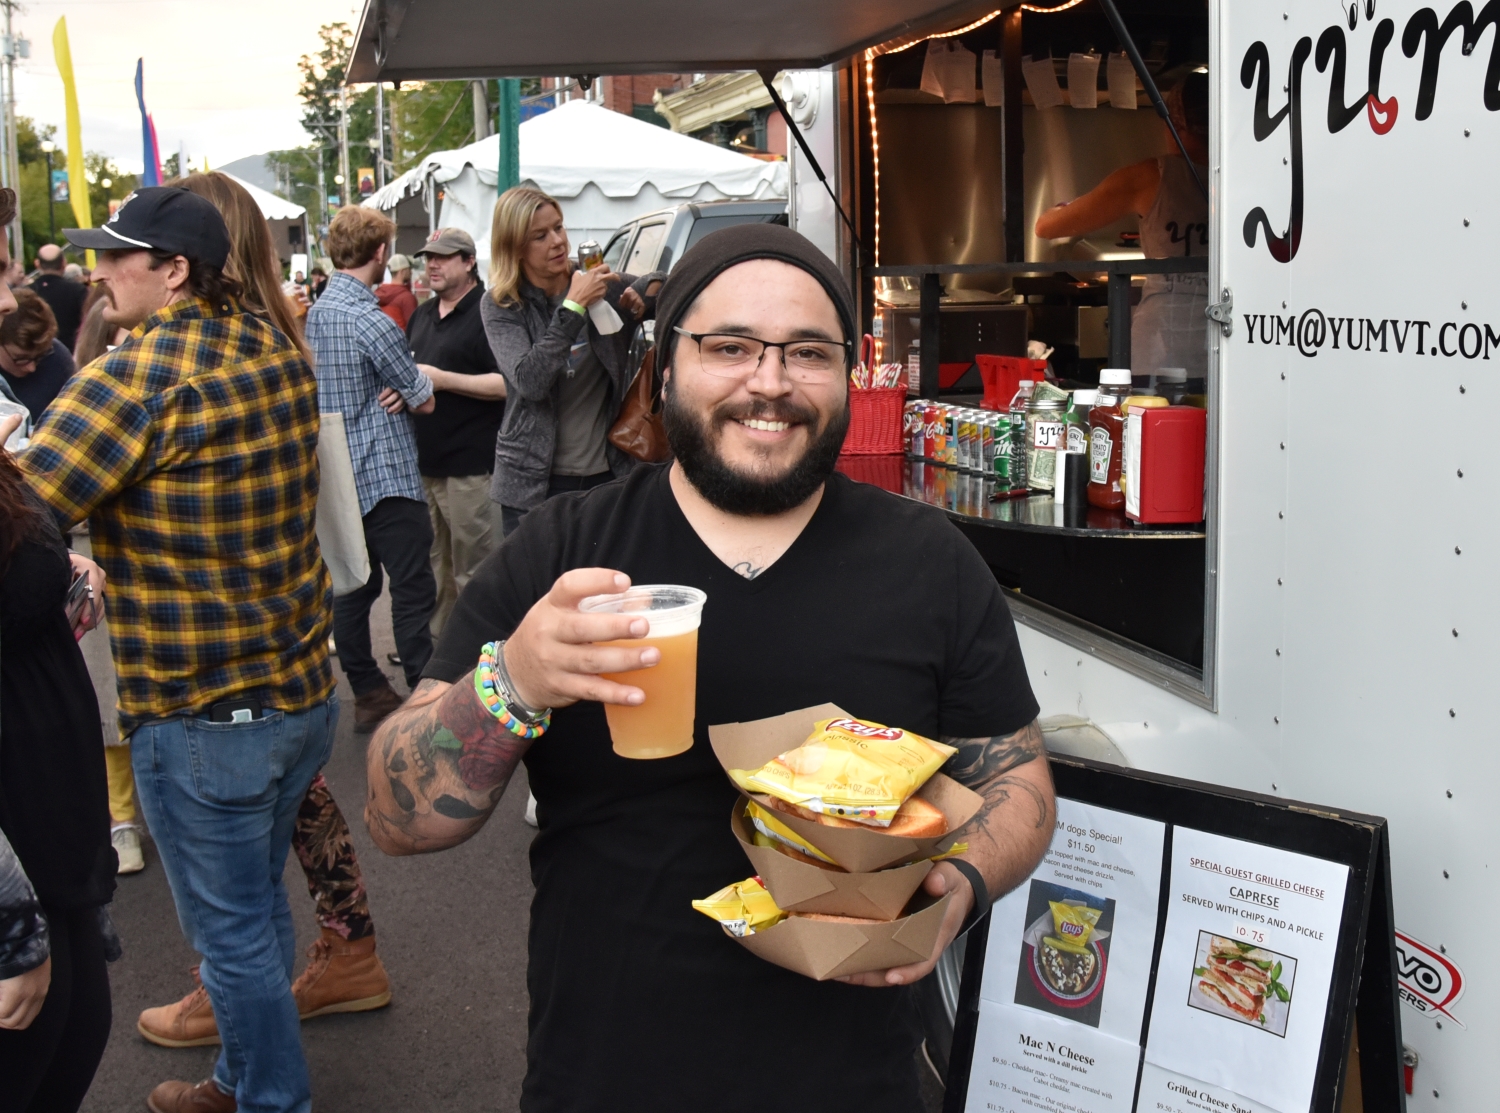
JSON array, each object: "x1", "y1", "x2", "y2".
[{"x1": 52, "y1": 17, "x2": 92, "y2": 264}]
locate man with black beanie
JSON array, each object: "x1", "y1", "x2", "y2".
[{"x1": 363, "y1": 224, "x2": 1054, "y2": 1111}]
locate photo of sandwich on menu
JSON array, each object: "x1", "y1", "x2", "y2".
[
  {"x1": 1013, "y1": 880, "x2": 1115, "y2": 1028},
  {"x1": 1187, "y1": 932, "x2": 1297, "y2": 1037}
]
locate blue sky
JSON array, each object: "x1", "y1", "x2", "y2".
[{"x1": 13, "y1": 0, "x2": 360, "y2": 172}]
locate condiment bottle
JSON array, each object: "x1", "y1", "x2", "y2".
[
  {"x1": 1006, "y1": 380, "x2": 1035, "y2": 495},
  {"x1": 1087, "y1": 368, "x2": 1132, "y2": 509}
]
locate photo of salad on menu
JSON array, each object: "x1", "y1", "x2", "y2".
[
  {"x1": 1013, "y1": 880, "x2": 1116, "y2": 1028},
  {"x1": 1187, "y1": 932, "x2": 1297, "y2": 1037}
]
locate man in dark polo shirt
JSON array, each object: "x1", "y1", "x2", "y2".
[{"x1": 409, "y1": 228, "x2": 507, "y2": 636}]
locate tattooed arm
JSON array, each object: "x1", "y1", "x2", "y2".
[
  {"x1": 941, "y1": 719, "x2": 1056, "y2": 899},
  {"x1": 364, "y1": 568, "x2": 666, "y2": 856},
  {"x1": 836, "y1": 720, "x2": 1054, "y2": 988},
  {"x1": 364, "y1": 677, "x2": 533, "y2": 855}
]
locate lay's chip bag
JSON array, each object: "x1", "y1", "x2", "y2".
[
  {"x1": 692, "y1": 876, "x2": 786, "y2": 937},
  {"x1": 1044, "y1": 900, "x2": 1102, "y2": 954},
  {"x1": 727, "y1": 717, "x2": 956, "y2": 827}
]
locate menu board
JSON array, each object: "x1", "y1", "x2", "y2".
[
  {"x1": 1139, "y1": 829, "x2": 1349, "y2": 1113},
  {"x1": 965, "y1": 800, "x2": 1164, "y2": 1113},
  {"x1": 946, "y1": 759, "x2": 1402, "y2": 1113}
]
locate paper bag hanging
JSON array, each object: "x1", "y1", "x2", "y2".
[
  {"x1": 314, "y1": 411, "x2": 372, "y2": 596},
  {"x1": 1108, "y1": 53, "x2": 1138, "y2": 109},
  {"x1": 982, "y1": 50, "x2": 1004, "y2": 107},
  {"x1": 1021, "y1": 54, "x2": 1065, "y2": 110},
  {"x1": 920, "y1": 40, "x2": 948, "y2": 99},
  {"x1": 1067, "y1": 53, "x2": 1101, "y2": 109},
  {"x1": 921, "y1": 39, "x2": 978, "y2": 104}
]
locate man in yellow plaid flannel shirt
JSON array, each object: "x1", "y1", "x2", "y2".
[{"x1": 21, "y1": 187, "x2": 334, "y2": 1113}]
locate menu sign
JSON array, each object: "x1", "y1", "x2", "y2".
[
  {"x1": 952, "y1": 778, "x2": 1385, "y2": 1113},
  {"x1": 1140, "y1": 829, "x2": 1349, "y2": 1113},
  {"x1": 965, "y1": 800, "x2": 1164, "y2": 1113}
]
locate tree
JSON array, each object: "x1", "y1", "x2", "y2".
[{"x1": 11, "y1": 115, "x2": 138, "y2": 264}]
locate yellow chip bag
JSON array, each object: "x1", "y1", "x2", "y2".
[
  {"x1": 727, "y1": 717, "x2": 956, "y2": 827},
  {"x1": 744, "y1": 799, "x2": 840, "y2": 865},
  {"x1": 692, "y1": 876, "x2": 785, "y2": 937},
  {"x1": 1046, "y1": 900, "x2": 1102, "y2": 954}
]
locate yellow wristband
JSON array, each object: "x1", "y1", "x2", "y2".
[{"x1": 562, "y1": 299, "x2": 587, "y2": 317}]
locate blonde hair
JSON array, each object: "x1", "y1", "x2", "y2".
[
  {"x1": 488, "y1": 186, "x2": 564, "y2": 307},
  {"x1": 167, "y1": 171, "x2": 311, "y2": 363}
]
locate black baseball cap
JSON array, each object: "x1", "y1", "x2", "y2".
[{"x1": 64, "y1": 186, "x2": 231, "y2": 268}]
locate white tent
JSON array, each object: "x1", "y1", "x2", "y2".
[
  {"x1": 366, "y1": 99, "x2": 786, "y2": 271},
  {"x1": 222, "y1": 171, "x2": 309, "y2": 265}
]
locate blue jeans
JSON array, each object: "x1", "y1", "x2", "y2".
[{"x1": 131, "y1": 699, "x2": 338, "y2": 1113}]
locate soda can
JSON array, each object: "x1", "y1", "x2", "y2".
[
  {"x1": 904, "y1": 400, "x2": 924, "y2": 456},
  {"x1": 942, "y1": 407, "x2": 959, "y2": 467},
  {"x1": 979, "y1": 413, "x2": 997, "y2": 476},
  {"x1": 956, "y1": 411, "x2": 973, "y2": 472}
]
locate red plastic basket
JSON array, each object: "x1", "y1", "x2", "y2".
[
  {"x1": 835, "y1": 453, "x2": 905, "y2": 493},
  {"x1": 840, "y1": 387, "x2": 906, "y2": 455}
]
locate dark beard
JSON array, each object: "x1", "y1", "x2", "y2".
[{"x1": 662, "y1": 386, "x2": 849, "y2": 516}]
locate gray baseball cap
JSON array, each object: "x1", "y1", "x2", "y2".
[{"x1": 415, "y1": 228, "x2": 477, "y2": 258}]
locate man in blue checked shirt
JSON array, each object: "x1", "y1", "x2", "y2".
[{"x1": 306, "y1": 206, "x2": 438, "y2": 733}]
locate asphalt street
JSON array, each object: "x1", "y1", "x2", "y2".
[{"x1": 75, "y1": 568, "x2": 945, "y2": 1112}]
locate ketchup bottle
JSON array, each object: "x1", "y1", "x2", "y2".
[{"x1": 1087, "y1": 368, "x2": 1131, "y2": 509}]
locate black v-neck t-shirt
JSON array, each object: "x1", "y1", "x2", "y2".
[{"x1": 427, "y1": 464, "x2": 1038, "y2": 1113}]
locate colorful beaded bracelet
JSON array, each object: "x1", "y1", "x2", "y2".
[{"x1": 475, "y1": 640, "x2": 551, "y2": 739}]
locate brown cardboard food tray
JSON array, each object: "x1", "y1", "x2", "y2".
[
  {"x1": 730, "y1": 798, "x2": 934, "y2": 921},
  {"x1": 731, "y1": 891, "x2": 953, "y2": 981},
  {"x1": 708, "y1": 703, "x2": 983, "y2": 873}
]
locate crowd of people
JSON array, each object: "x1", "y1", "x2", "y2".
[{"x1": 0, "y1": 168, "x2": 1055, "y2": 1113}]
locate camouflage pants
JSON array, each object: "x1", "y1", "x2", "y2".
[{"x1": 292, "y1": 773, "x2": 373, "y2": 941}]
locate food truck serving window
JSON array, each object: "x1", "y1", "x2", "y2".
[{"x1": 848, "y1": 0, "x2": 1219, "y2": 704}]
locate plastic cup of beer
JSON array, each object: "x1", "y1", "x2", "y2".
[{"x1": 580, "y1": 585, "x2": 707, "y2": 759}]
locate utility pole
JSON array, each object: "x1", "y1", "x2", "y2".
[
  {"x1": 337, "y1": 85, "x2": 350, "y2": 208},
  {"x1": 472, "y1": 81, "x2": 491, "y2": 142},
  {"x1": 41, "y1": 142, "x2": 54, "y2": 242},
  {"x1": 0, "y1": 3, "x2": 27, "y2": 261},
  {"x1": 374, "y1": 81, "x2": 386, "y2": 190}
]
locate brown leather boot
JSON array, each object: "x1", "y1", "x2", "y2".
[
  {"x1": 292, "y1": 928, "x2": 392, "y2": 1018},
  {"x1": 147, "y1": 1078, "x2": 237, "y2": 1113},
  {"x1": 353, "y1": 681, "x2": 404, "y2": 733},
  {"x1": 138, "y1": 968, "x2": 221, "y2": 1048}
]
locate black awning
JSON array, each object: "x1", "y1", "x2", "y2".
[{"x1": 347, "y1": 0, "x2": 1005, "y2": 83}]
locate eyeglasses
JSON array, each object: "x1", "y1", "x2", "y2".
[
  {"x1": 673, "y1": 327, "x2": 849, "y2": 384},
  {"x1": 2, "y1": 346, "x2": 37, "y2": 369}
]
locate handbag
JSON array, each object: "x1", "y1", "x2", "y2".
[
  {"x1": 607, "y1": 346, "x2": 671, "y2": 463},
  {"x1": 314, "y1": 411, "x2": 372, "y2": 596}
]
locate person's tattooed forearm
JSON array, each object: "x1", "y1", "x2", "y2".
[{"x1": 942, "y1": 720, "x2": 1046, "y2": 785}]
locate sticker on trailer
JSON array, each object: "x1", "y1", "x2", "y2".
[{"x1": 1394, "y1": 929, "x2": 1465, "y2": 1028}]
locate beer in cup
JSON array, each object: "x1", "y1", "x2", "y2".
[{"x1": 580, "y1": 585, "x2": 706, "y2": 759}]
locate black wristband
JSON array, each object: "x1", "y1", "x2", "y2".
[{"x1": 947, "y1": 858, "x2": 991, "y2": 936}]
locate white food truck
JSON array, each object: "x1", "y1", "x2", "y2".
[{"x1": 350, "y1": 1, "x2": 1492, "y2": 1107}]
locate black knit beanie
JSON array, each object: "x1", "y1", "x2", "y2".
[{"x1": 654, "y1": 223, "x2": 856, "y2": 363}]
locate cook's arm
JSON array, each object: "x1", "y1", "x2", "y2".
[{"x1": 1034, "y1": 158, "x2": 1160, "y2": 240}]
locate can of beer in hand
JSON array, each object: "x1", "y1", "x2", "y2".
[{"x1": 577, "y1": 240, "x2": 604, "y2": 271}]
